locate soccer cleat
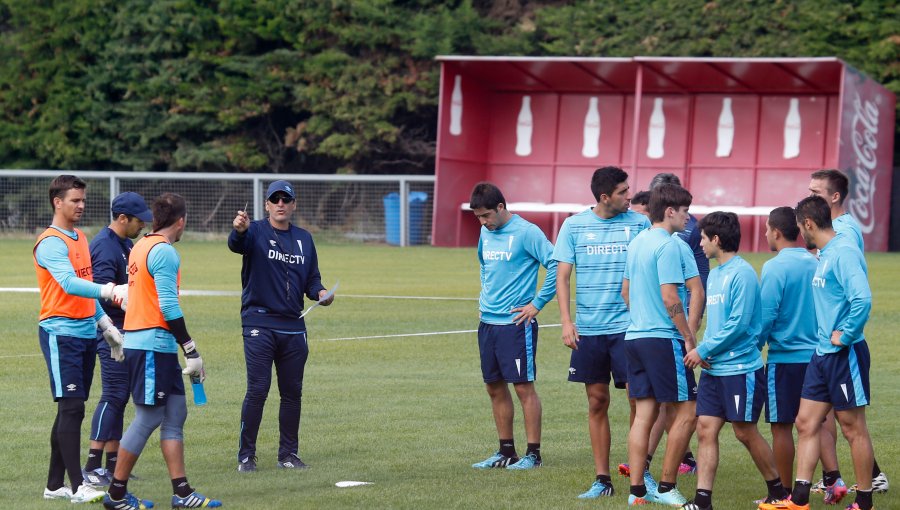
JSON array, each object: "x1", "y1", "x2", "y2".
[
  {"x1": 643, "y1": 470, "x2": 660, "y2": 498},
  {"x1": 650, "y1": 486, "x2": 688, "y2": 506},
  {"x1": 171, "y1": 491, "x2": 222, "y2": 508},
  {"x1": 812, "y1": 479, "x2": 826, "y2": 493},
  {"x1": 824, "y1": 478, "x2": 848, "y2": 505},
  {"x1": 507, "y1": 452, "x2": 541, "y2": 470},
  {"x1": 43, "y1": 485, "x2": 73, "y2": 500},
  {"x1": 472, "y1": 451, "x2": 518, "y2": 469},
  {"x1": 872, "y1": 471, "x2": 889, "y2": 493},
  {"x1": 619, "y1": 462, "x2": 631, "y2": 477},
  {"x1": 757, "y1": 497, "x2": 791, "y2": 510},
  {"x1": 628, "y1": 494, "x2": 650, "y2": 506},
  {"x1": 102, "y1": 492, "x2": 154, "y2": 510},
  {"x1": 276, "y1": 453, "x2": 309, "y2": 469},
  {"x1": 83, "y1": 467, "x2": 112, "y2": 486},
  {"x1": 678, "y1": 462, "x2": 697, "y2": 475},
  {"x1": 682, "y1": 502, "x2": 713, "y2": 510},
  {"x1": 237, "y1": 455, "x2": 257, "y2": 472},
  {"x1": 577, "y1": 479, "x2": 614, "y2": 499},
  {"x1": 71, "y1": 484, "x2": 106, "y2": 504}
]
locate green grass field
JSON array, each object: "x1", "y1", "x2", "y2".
[{"x1": 1, "y1": 239, "x2": 898, "y2": 509}]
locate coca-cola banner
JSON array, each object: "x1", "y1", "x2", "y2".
[{"x1": 838, "y1": 64, "x2": 897, "y2": 252}]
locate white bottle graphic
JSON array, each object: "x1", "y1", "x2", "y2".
[
  {"x1": 449, "y1": 75, "x2": 463, "y2": 136},
  {"x1": 783, "y1": 97, "x2": 801, "y2": 159},
  {"x1": 716, "y1": 97, "x2": 734, "y2": 158},
  {"x1": 582, "y1": 97, "x2": 601, "y2": 158},
  {"x1": 515, "y1": 95, "x2": 533, "y2": 157},
  {"x1": 646, "y1": 97, "x2": 665, "y2": 159}
]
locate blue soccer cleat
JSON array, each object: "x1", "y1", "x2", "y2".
[
  {"x1": 471, "y1": 451, "x2": 518, "y2": 469},
  {"x1": 171, "y1": 491, "x2": 222, "y2": 508},
  {"x1": 577, "y1": 479, "x2": 614, "y2": 499},
  {"x1": 102, "y1": 492, "x2": 154, "y2": 510},
  {"x1": 650, "y1": 486, "x2": 688, "y2": 506},
  {"x1": 507, "y1": 452, "x2": 541, "y2": 470}
]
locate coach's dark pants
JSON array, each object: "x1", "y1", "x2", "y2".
[{"x1": 239, "y1": 327, "x2": 309, "y2": 461}]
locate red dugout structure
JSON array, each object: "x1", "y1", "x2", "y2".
[{"x1": 431, "y1": 56, "x2": 896, "y2": 251}]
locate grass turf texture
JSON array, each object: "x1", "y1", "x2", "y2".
[{"x1": 0, "y1": 239, "x2": 897, "y2": 509}]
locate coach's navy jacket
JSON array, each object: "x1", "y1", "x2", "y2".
[
  {"x1": 89, "y1": 226, "x2": 132, "y2": 326},
  {"x1": 228, "y1": 219, "x2": 326, "y2": 331}
]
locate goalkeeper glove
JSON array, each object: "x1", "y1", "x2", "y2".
[
  {"x1": 181, "y1": 340, "x2": 205, "y2": 382},
  {"x1": 97, "y1": 315, "x2": 125, "y2": 362}
]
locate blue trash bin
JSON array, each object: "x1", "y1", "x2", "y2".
[{"x1": 384, "y1": 191, "x2": 428, "y2": 245}]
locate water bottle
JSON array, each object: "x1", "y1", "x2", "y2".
[{"x1": 191, "y1": 377, "x2": 207, "y2": 406}]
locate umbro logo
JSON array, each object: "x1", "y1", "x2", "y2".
[
  {"x1": 585, "y1": 233, "x2": 597, "y2": 240},
  {"x1": 66, "y1": 384, "x2": 77, "y2": 392},
  {"x1": 158, "y1": 391, "x2": 166, "y2": 399},
  {"x1": 568, "y1": 367, "x2": 576, "y2": 375},
  {"x1": 250, "y1": 329, "x2": 259, "y2": 337}
]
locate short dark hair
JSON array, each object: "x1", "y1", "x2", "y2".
[
  {"x1": 648, "y1": 184, "x2": 692, "y2": 223},
  {"x1": 811, "y1": 169, "x2": 849, "y2": 205},
  {"x1": 152, "y1": 192, "x2": 187, "y2": 231},
  {"x1": 469, "y1": 182, "x2": 506, "y2": 210},
  {"x1": 767, "y1": 206, "x2": 800, "y2": 241},
  {"x1": 649, "y1": 172, "x2": 681, "y2": 190},
  {"x1": 699, "y1": 211, "x2": 741, "y2": 253},
  {"x1": 48, "y1": 175, "x2": 87, "y2": 209},
  {"x1": 795, "y1": 195, "x2": 832, "y2": 230},
  {"x1": 590, "y1": 166, "x2": 629, "y2": 201},
  {"x1": 631, "y1": 190, "x2": 650, "y2": 206}
]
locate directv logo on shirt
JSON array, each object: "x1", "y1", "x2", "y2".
[
  {"x1": 268, "y1": 248, "x2": 305, "y2": 265},
  {"x1": 707, "y1": 293, "x2": 726, "y2": 305},
  {"x1": 585, "y1": 244, "x2": 626, "y2": 255},
  {"x1": 483, "y1": 250, "x2": 512, "y2": 261}
]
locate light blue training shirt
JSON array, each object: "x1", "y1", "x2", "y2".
[
  {"x1": 624, "y1": 228, "x2": 685, "y2": 340},
  {"x1": 478, "y1": 214, "x2": 557, "y2": 325},
  {"x1": 552, "y1": 209, "x2": 650, "y2": 335},
  {"x1": 674, "y1": 239, "x2": 700, "y2": 339},
  {"x1": 812, "y1": 234, "x2": 871, "y2": 355},
  {"x1": 696, "y1": 255, "x2": 763, "y2": 376},
  {"x1": 35, "y1": 227, "x2": 107, "y2": 338},
  {"x1": 759, "y1": 247, "x2": 818, "y2": 364},
  {"x1": 832, "y1": 212, "x2": 864, "y2": 252},
  {"x1": 124, "y1": 242, "x2": 184, "y2": 353}
]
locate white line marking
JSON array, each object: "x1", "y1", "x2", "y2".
[
  {"x1": 0, "y1": 288, "x2": 477, "y2": 301},
  {"x1": 318, "y1": 324, "x2": 561, "y2": 342}
]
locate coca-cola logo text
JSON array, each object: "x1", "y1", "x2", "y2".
[{"x1": 846, "y1": 93, "x2": 879, "y2": 235}]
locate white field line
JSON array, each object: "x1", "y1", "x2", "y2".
[{"x1": 0, "y1": 287, "x2": 476, "y2": 300}]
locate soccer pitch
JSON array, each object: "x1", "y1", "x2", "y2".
[{"x1": 1, "y1": 239, "x2": 898, "y2": 509}]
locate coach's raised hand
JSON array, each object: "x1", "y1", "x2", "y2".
[{"x1": 232, "y1": 208, "x2": 250, "y2": 234}]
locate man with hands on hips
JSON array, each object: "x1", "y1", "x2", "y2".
[{"x1": 229, "y1": 180, "x2": 334, "y2": 473}]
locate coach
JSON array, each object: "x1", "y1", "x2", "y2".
[{"x1": 229, "y1": 180, "x2": 334, "y2": 473}]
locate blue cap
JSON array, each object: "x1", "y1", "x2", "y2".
[
  {"x1": 266, "y1": 180, "x2": 295, "y2": 200},
  {"x1": 111, "y1": 192, "x2": 153, "y2": 222}
]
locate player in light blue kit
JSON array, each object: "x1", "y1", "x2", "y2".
[
  {"x1": 808, "y1": 169, "x2": 887, "y2": 497},
  {"x1": 682, "y1": 212, "x2": 789, "y2": 510},
  {"x1": 469, "y1": 183, "x2": 557, "y2": 470},
  {"x1": 622, "y1": 184, "x2": 698, "y2": 507},
  {"x1": 554, "y1": 167, "x2": 650, "y2": 498},
  {"x1": 781, "y1": 196, "x2": 875, "y2": 510},
  {"x1": 758, "y1": 207, "x2": 818, "y2": 493}
]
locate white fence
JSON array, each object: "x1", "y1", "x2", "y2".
[{"x1": 0, "y1": 170, "x2": 435, "y2": 246}]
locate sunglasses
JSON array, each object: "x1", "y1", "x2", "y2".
[{"x1": 268, "y1": 194, "x2": 295, "y2": 204}]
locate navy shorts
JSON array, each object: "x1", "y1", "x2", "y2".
[
  {"x1": 568, "y1": 333, "x2": 628, "y2": 388},
  {"x1": 39, "y1": 327, "x2": 96, "y2": 401},
  {"x1": 696, "y1": 368, "x2": 766, "y2": 423},
  {"x1": 625, "y1": 337, "x2": 697, "y2": 402},
  {"x1": 765, "y1": 363, "x2": 807, "y2": 424},
  {"x1": 478, "y1": 320, "x2": 538, "y2": 384},
  {"x1": 801, "y1": 342, "x2": 870, "y2": 410},
  {"x1": 124, "y1": 349, "x2": 185, "y2": 406}
]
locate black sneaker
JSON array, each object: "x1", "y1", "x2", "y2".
[
  {"x1": 277, "y1": 453, "x2": 309, "y2": 469},
  {"x1": 237, "y1": 456, "x2": 257, "y2": 472}
]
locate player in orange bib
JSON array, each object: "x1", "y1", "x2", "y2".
[{"x1": 34, "y1": 175, "x2": 127, "y2": 504}]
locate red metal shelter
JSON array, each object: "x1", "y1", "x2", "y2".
[{"x1": 432, "y1": 56, "x2": 896, "y2": 251}]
